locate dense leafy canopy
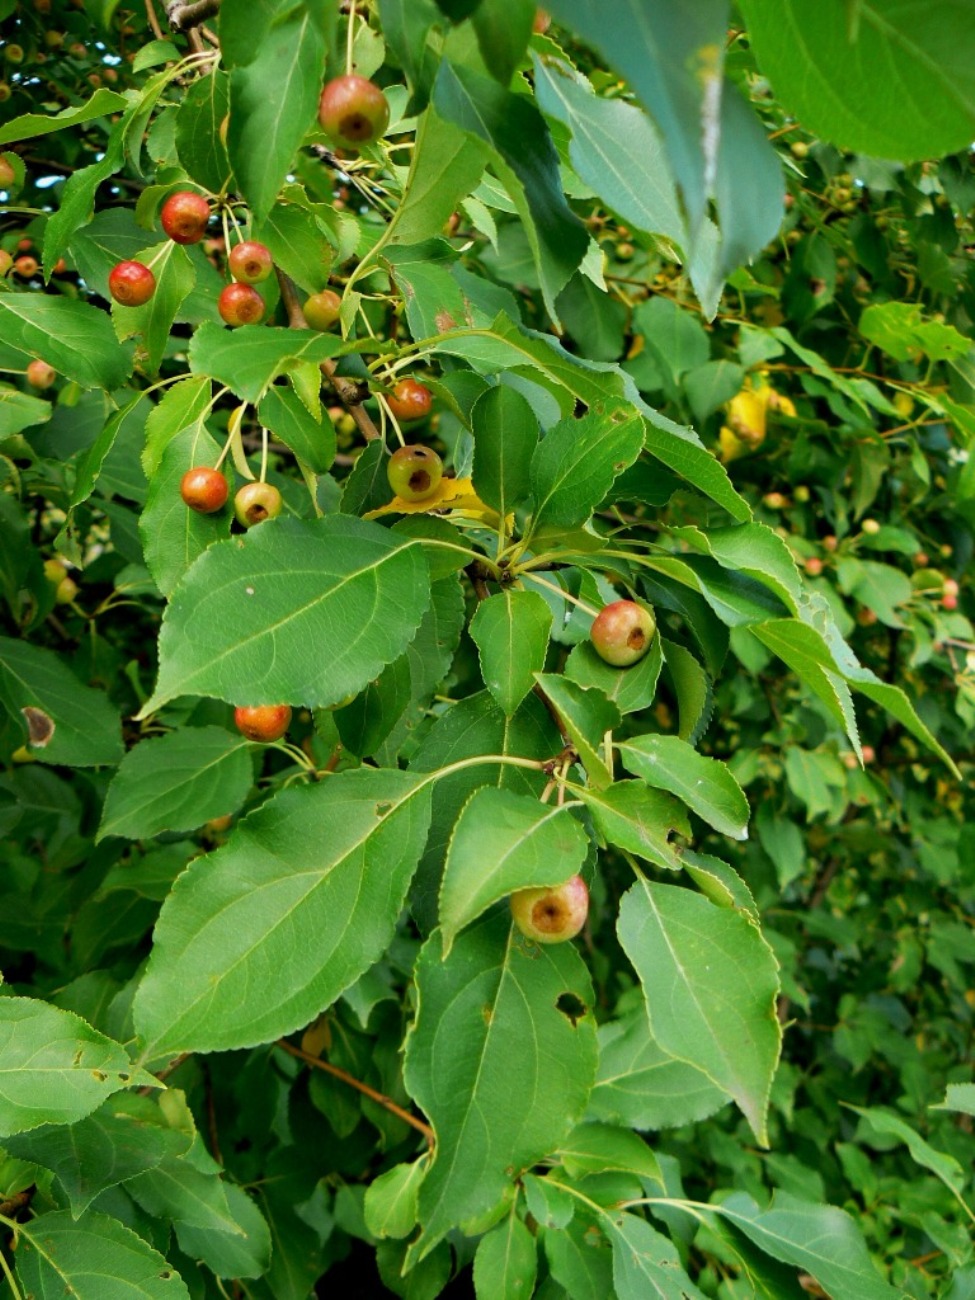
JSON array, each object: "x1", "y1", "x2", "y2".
[{"x1": 1, "y1": 0, "x2": 974, "y2": 1297}]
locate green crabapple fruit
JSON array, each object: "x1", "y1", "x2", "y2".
[
  {"x1": 228, "y1": 240, "x2": 273, "y2": 284},
  {"x1": 590, "y1": 600, "x2": 656, "y2": 667},
  {"x1": 234, "y1": 704, "x2": 292, "y2": 742},
  {"x1": 510, "y1": 875, "x2": 589, "y2": 944},
  {"x1": 160, "y1": 190, "x2": 211, "y2": 244},
  {"x1": 303, "y1": 289, "x2": 342, "y2": 331},
  {"x1": 180, "y1": 466, "x2": 228, "y2": 514},
  {"x1": 234, "y1": 481, "x2": 283, "y2": 528},
  {"x1": 108, "y1": 260, "x2": 156, "y2": 306},
  {"x1": 386, "y1": 444, "x2": 443, "y2": 503},
  {"x1": 386, "y1": 378, "x2": 433, "y2": 423},
  {"x1": 318, "y1": 74, "x2": 390, "y2": 147},
  {"x1": 0, "y1": 156, "x2": 15, "y2": 188}
]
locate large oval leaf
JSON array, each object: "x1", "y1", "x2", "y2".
[
  {"x1": 404, "y1": 912, "x2": 598, "y2": 1252},
  {"x1": 617, "y1": 877, "x2": 780, "y2": 1146},
  {"x1": 133, "y1": 769, "x2": 433, "y2": 1057},
  {"x1": 0, "y1": 999, "x2": 139, "y2": 1137},
  {"x1": 15, "y1": 1209, "x2": 191, "y2": 1300},
  {"x1": 140, "y1": 516, "x2": 431, "y2": 714}
]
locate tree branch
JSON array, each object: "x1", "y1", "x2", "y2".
[
  {"x1": 275, "y1": 1039, "x2": 433, "y2": 1143},
  {"x1": 275, "y1": 268, "x2": 381, "y2": 442},
  {"x1": 165, "y1": 0, "x2": 220, "y2": 30}
]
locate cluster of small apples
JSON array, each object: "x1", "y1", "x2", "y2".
[
  {"x1": 107, "y1": 192, "x2": 273, "y2": 326},
  {"x1": 179, "y1": 466, "x2": 284, "y2": 530}
]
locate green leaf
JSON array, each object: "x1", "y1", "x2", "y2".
[
  {"x1": 256, "y1": 202, "x2": 335, "y2": 296},
  {"x1": 97, "y1": 727, "x2": 252, "y2": 843},
  {"x1": 15, "y1": 1209, "x2": 191, "y2": 1300},
  {"x1": 534, "y1": 673, "x2": 621, "y2": 789},
  {"x1": 334, "y1": 652, "x2": 413, "y2": 758},
  {"x1": 434, "y1": 59, "x2": 589, "y2": 317},
  {"x1": 472, "y1": 0, "x2": 534, "y2": 85},
  {"x1": 0, "y1": 88, "x2": 127, "y2": 145},
  {"x1": 1, "y1": 1093, "x2": 194, "y2": 1218},
  {"x1": 575, "y1": 780, "x2": 688, "y2": 872},
  {"x1": 523, "y1": 1173, "x2": 575, "y2": 1229},
  {"x1": 133, "y1": 768, "x2": 433, "y2": 1056},
  {"x1": 42, "y1": 129, "x2": 127, "y2": 276},
  {"x1": 716, "y1": 1191, "x2": 904, "y2": 1300},
  {"x1": 471, "y1": 383, "x2": 539, "y2": 517},
  {"x1": 755, "y1": 621, "x2": 861, "y2": 746},
  {"x1": 364, "y1": 1159, "x2": 426, "y2": 1240},
  {"x1": 850, "y1": 1105, "x2": 968, "y2": 1196},
  {"x1": 532, "y1": 55, "x2": 685, "y2": 248},
  {"x1": 378, "y1": 0, "x2": 443, "y2": 112},
  {"x1": 617, "y1": 734, "x2": 749, "y2": 840},
  {"x1": 558, "y1": 1122, "x2": 659, "y2": 1182},
  {"x1": 0, "y1": 636, "x2": 123, "y2": 768},
  {"x1": 0, "y1": 387, "x2": 51, "y2": 437},
  {"x1": 188, "y1": 321, "x2": 341, "y2": 402},
  {"x1": 258, "y1": 382, "x2": 335, "y2": 474},
  {"x1": 469, "y1": 589, "x2": 552, "y2": 716},
  {"x1": 70, "y1": 393, "x2": 149, "y2": 512},
  {"x1": 473, "y1": 1212, "x2": 538, "y2": 1300},
  {"x1": 859, "y1": 300, "x2": 970, "y2": 364},
  {"x1": 126, "y1": 1154, "x2": 240, "y2": 1235},
  {"x1": 662, "y1": 639, "x2": 712, "y2": 743},
  {"x1": 175, "y1": 69, "x2": 233, "y2": 193},
  {"x1": 174, "y1": 1182, "x2": 271, "y2": 1279},
  {"x1": 740, "y1": 0, "x2": 975, "y2": 161},
  {"x1": 227, "y1": 1, "x2": 329, "y2": 222},
  {"x1": 530, "y1": 405, "x2": 645, "y2": 532},
  {"x1": 564, "y1": 636, "x2": 662, "y2": 716},
  {"x1": 113, "y1": 241, "x2": 196, "y2": 375},
  {"x1": 933, "y1": 1083, "x2": 975, "y2": 1117},
  {"x1": 0, "y1": 294, "x2": 131, "y2": 391},
  {"x1": 439, "y1": 787, "x2": 589, "y2": 955},
  {"x1": 140, "y1": 424, "x2": 233, "y2": 598},
  {"x1": 140, "y1": 516, "x2": 431, "y2": 714},
  {"x1": 0, "y1": 998, "x2": 139, "y2": 1137},
  {"x1": 617, "y1": 876, "x2": 780, "y2": 1145},
  {"x1": 634, "y1": 297, "x2": 710, "y2": 395},
  {"x1": 543, "y1": 1215, "x2": 614, "y2": 1298},
  {"x1": 143, "y1": 375, "x2": 212, "y2": 477},
  {"x1": 607, "y1": 1211, "x2": 707, "y2": 1299},
  {"x1": 588, "y1": 1009, "x2": 730, "y2": 1131},
  {"x1": 388, "y1": 105, "x2": 487, "y2": 245},
  {"x1": 404, "y1": 912, "x2": 598, "y2": 1251},
  {"x1": 543, "y1": 0, "x2": 783, "y2": 285},
  {"x1": 409, "y1": 690, "x2": 560, "y2": 930}
]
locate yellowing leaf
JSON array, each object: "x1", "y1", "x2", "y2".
[{"x1": 367, "y1": 476, "x2": 504, "y2": 525}]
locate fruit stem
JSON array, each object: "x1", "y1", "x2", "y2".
[
  {"x1": 379, "y1": 397, "x2": 406, "y2": 448},
  {"x1": 520, "y1": 571, "x2": 599, "y2": 618},
  {"x1": 345, "y1": 0, "x2": 356, "y2": 76},
  {"x1": 259, "y1": 424, "x2": 268, "y2": 482}
]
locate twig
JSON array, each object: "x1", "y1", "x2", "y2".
[
  {"x1": 145, "y1": 0, "x2": 165, "y2": 40},
  {"x1": 275, "y1": 269, "x2": 381, "y2": 442},
  {"x1": 275, "y1": 1039, "x2": 433, "y2": 1142},
  {"x1": 165, "y1": 0, "x2": 221, "y2": 30}
]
